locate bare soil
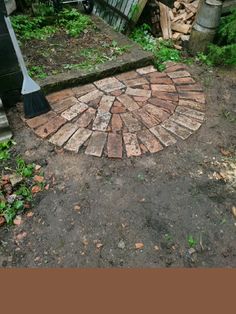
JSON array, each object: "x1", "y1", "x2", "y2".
[{"x1": 0, "y1": 63, "x2": 236, "y2": 268}]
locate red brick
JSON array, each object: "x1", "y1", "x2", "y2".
[
  {"x1": 142, "y1": 85, "x2": 150, "y2": 90},
  {"x1": 179, "y1": 92, "x2": 205, "y2": 104},
  {"x1": 133, "y1": 96, "x2": 149, "y2": 102},
  {"x1": 88, "y1": 97, "x2": 102, "y2": 108},
  {"x1": 126, "y1": 88, "x2": 151, "y2": 98},
  {"x1": 123, "y1": 133, "x2": 141, "y2": 157},
  {"x1": 94, "y1": 77, "x2": 125, "y2": 93},
  {"x1": 76, "y1": 108, "x2": 96, "y2": 128},
  {"x1": 110, "y1": 90, "x2": 124, "y2": 97},
  {"x1": 111, "y1": 101, "x2": 126, "y2": 114},
  {"x1": 61, "y1": 102, "x2": 88, "y2": 121},
  {"x1": 144, "y1": 104, "x2": 170, "y2": 122},
  {"x1": 151, "y1": 84, "x2": 176, "y2": 92},
  {"x1": 146, "y1": 72, "x2": 168, "y2": 82},
  {"x1": 134, "y1": 108, "x2": 159, "y2": 128},
  {"x1": 124, "y1": 77, "x2": 149, "y2": 87},
  {"x1": 176, "y1": 84, "x2": 203, "y2": 92},
  {"x1": 35, "y1": 116, "x2": 66, "y2": 139},
  {"x1": 172, "y1": 77, "x2": 196, "y2": 85},
  {"x1": 49, "y1": 123, "x2": 78, "y2": 147},
  {"x1": 164, "y1": 64, "x2": 187, "y2": 73},
  {"x1": 85, "y1": 131, "x2": 107, "y2": 157},
  {"x1": 46, "y1": 89, "x2": 73, "y2": 104},
  {"x1": 51, "y1": 96, "x2": 78, "y2": 114},
  {"x1": 136, "y1": 66, "x2": 157, "y2": 75},
  {"x1": 178, "y1": 99, "x2": 205, "y2": 111},
  {"x1": 79, "y1": 89, "x2": 104, "y2": 103},
  {"x1": 120, "y1": 113, "x2": 142, "y2": 132},
  {"x1": 116, "y1": 71, "x2": 139, "y2": 81},
  {"x1": 137, "y1": 129, "x2": 163, "y2": 153},
  {"x1": 149, "y1": 98, "x2": 177, "y2": 113},
  {"x1": 150, "y1": 125, "x2": 177, "y2": 147},
  {"x1": 175, "y1": 106, "x2": 205, "y2": 121},
  {"x1": 117, "y1": 94, "x2": 139, "y2": 111},
  {"x1": 148, "y1": 76, "x2": 173, "y2": 84},
  {"x1": 167, "y1": 71, "x2": 191, "y2": 79},
  {"x1": 169, "y1": 113, "x2": 202, "y2": 131},
  {"x1": 26, "y1": 111, "x2": 56, "y2": 129},
  {"x1": 72, "y1": 84, "x2": 96, "y2": 98},
  {"x1": 107, "y1": 133, "x2": 123, "y2": 158},
  {"x1": 98, "y1": 95, "x2": 115, "y2": 113},
  {"x1": 111, "y1": 114, "x2": 123, "y2": 131},
  {"x1": 162, "y1": 119, "x2": 192, "y2": 140},
  {"x1": 152, "y1": 91, "x2": 179, "y2": 102},
  {"x1": 64, "y1": 128, "x2": 92, "y2": 152},
  {"x1": 92, "y1": 112, "x2": 111, "y2": 131}
]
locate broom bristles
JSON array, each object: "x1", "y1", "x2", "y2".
[{"x1": 23, "y1": 90, "x2": 51, "y2": 119}]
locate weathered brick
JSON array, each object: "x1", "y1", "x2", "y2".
[
  {"x1": 123, "y1": 133, "x2": 141, "y2": 157},
  {"x1": 151, "y1": 84, "x2": 176, "y2": 92},
  {"x1": 123, "y1": 77, "x2": 149, "y2": 87},
  {"x1": 149, "y1": 98, "x2": 176, "y2": 113},
  {"x1": 152, "y1": 91, "x2": 179, "y2": 102},
  {"x1": 85, "y1": 131, "x2": 107, "y2": 157},
  {"x1": 110, "y1": 90, "x2": 124, "y2": 97},
  {"x1": 35, "y1": 116, "x2": 66, "y2": 139},
  {"x1": 150, "y1": 125, "x2": 177, "y2": 146},
  {"x1": 76, "y1": 108, "x2": 96, "y2": 128},
  {"x1": 98, "y1": 95, "x2": 115, "y2": 113},
  {"x1": 72, "y1": 84, "x2": 96, "y2": 98},
  {"x1": 94, "y1": 77, "x2": 125, "y2": 93},
  {"x1": 162, "y1": 119, "x2": 192, "y2": 140},
  {"x1": 117, "y1": 94, "x2": 139, "y2": 111},
  {"x1": 172, "y1": 77, "x2": 196, "y2": 85},
  {"x1": 137, "y1": 129, "x2": 163, "y2": 153},
  {"x1": 133, "y1": 96, "x2": 149, "y2": 102},
  {"x1": 79, "y1": 89, "x2": 104, "y2": 103},
  {"x1": 142, "y1": 85, "x2": 150, "y2": 90},
  {"x1": 175, "y1": 106, "x2": 205, "y2": 122},
  {"x1": 49, "y1": 123, "x2": 78, "y2": 147},
  {"x1": 111, "y1": 114, "x2": 123, "y2": 131},
  {"x1": 92, "y1": 112, "x2": 111, "y2": 131},
  {"x1": 51, "y1": 96, "x2": 78, "y2": 114},
  {"x1": 26, "y1": 111, "x2": 56, "y2": 129},
  {"x1": 178, "y1": 99, "x2": 205, "y2": 111},
  {"x1": 167, "y1": 71, "x2": 191, "y2": 79},
  {"x1": 126, "y1": 88, "x2": 151, "y2": 98},
  {"x1": 146, "y1": 72, "x2": 168, "y2": 82},
  {"x1": 64, "y1": 128, "x2": 92, "y2": 152},
  {"x1": 111, "y1": 101, "x2": 127, "y2": 114},
  {"x1": 61, "y1": 102, "x2": 88, "y2": 121},
  {"x1": 176, "y1": 84, "x2": 203, "y2": 92},
  {"x1": 46, "y1": 89, "x2": 73, "y2": 104},
  {"x1": 107, "y1": 133, "x2": 123, "y2": 158},
  {"x1": 88, "y1": 97, "x2": 102, "y2": 108},
  {"x1": 164, "y1": 63, "x2": 187, "y2": 73},
  {"x1": 136, "y1": 66, "x2": 157, "y2": 75},
  {"x1": 179, "y1": 91, "x2": 205, "y2": 103},
  {"x1": 169, "y1": 113, "x2": 202, "y2": 131},
  {"x1": 148, "y1": 76, "x2": 173, "y2": 84},
  {"x1": 134, "y1": 108, "x2": 159, "y2": 128},
  {"x1": 120, "y1": 113, "x2": 142, "y2": 132},
  {"x1": 144, "y1": 104, "x2": 170, "y2": 122},
  {"x1": 116, "y1": 71, "x2": 139, "y2": 81}
]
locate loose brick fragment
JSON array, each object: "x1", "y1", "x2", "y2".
[
  {"x1": 107, "y1": 133, "x2": 123, "y2": 158},
  {"x1": 98, "y1": 95, "x2": 115, "y2": 113},
  {"x1": 123, "y1": 133, "x2": 141, "y2": 157},
  {"x1": 120, "y1": 113, "x2": 142, "y2": 132},
  {"x1": 76, "y1": 108, "x2": 96, "y2": 128},
  {"x1": 137, "y1": 129, "x2": 163, "y2": 153},
  {"x1": 26, "y1": 111, "x2": 56, "y2": 129},
  {"x1": 162, "y1": 119, "x2": 192, "y2": 140},
  {"x1": 46, "y1": 89, "x2": 73, "y2": 104},
  {"x1": 169, "y1": 113, "x2": 202, "y2": 131},
  {"x1": 167, "y1": 71, "x2": 191, "y2": 79},
  {"x1": 150, "y1": 125, "x2": 177, "y2": 146},
  {"x1": 72, "y1": 84, "x2": 96, "y2": 98},
  {"x1": 64, "y1": 128, "x2": 92, "y2": 152},
  {"x1": 61, "y1": 102, "x2": 88, "y2": 121},
  {"x1": 126, "y1": 88, "x2": 151, "y2": 98},
  {"x1": 49, "y1": 123, "x2": 78, "y2": 147},
  {"x1": 85, "y1": 131, "x2": 107, "y2": 157},
  {"x1": 175, "y1": 106, "x2": 205, "y2": 122},
  {"x1": 136, "y1": 66, "x2": 157, "y2": 75},
  {"x1": 35, "y1": 116, "x2": 66, "y2": 139},
  {"x1": 92, "y1": 112, "x2": 111, "y2": 131},
  {"x1": 117, "y1": 94, "x2": 139, "y2": 111}
]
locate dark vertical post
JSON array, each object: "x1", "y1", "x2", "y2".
[{"x1": 0, "y1": 0, "x2": 22, "y2": 106}]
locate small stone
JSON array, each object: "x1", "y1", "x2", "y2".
[
  {"x1": 118, "y1": 240, "x2": 126, "y2": 249},
  {"x1": 34, "y1": 175, "x2": 44, "y2": 183},
  {"x1": 232, "y1": 206, "x2": 236, "y2": 218},
  {"x1": 35, "y1": 165, "x2": 41, "y2": 171},
  {"x1": 13, "y1": 215, "x2": 22, "y2": 226},
  {"x1": 188, "y1": 248, "x2": 196, "y2": 255},
  {"x1": 9, "y1": 174, "x2": 23, "y2": 187},
  {"x1": 74, "y1": 205, "x2": 81, "y2": 212},
  {"x1": 6, "y1": 194, "x2": 17, "y2": 204},
  {"x1": 135, "y1": 242, "x2": 144, "y2": 249}
]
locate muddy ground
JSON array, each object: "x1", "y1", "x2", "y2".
[{"x1": 0, "y1": 63, "x2": 236, "y2": 268}]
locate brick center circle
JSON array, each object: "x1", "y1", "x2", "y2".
[{"x1": 24, "y1": 63, "x2": 206, "y2": 158}]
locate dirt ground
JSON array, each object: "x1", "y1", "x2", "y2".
[{"x1": 0, "y1": 63, "x2": 235, "y2": 268}]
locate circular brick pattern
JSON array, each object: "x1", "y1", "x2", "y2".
[{"x1": 24, "y1": 62, "x2": 206, "y2": 158}]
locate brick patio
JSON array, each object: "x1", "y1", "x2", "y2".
[{"x1": 22, "y1": 62, "x2": 206, "y2": 159}]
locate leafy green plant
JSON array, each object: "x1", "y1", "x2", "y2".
[
  {"x1": 130, "y1": 24, "x2": 181, "y2": 71},
  {"x1": 187, "y1": 235, "x2": 197, "y2": 248},
  {"x1": 0, "y1": 140, "x2": 14, "y2": 161},
  {"x1": 16, "y1": 157, "x2": 35, "y2": 177},
  {"x1": 29, "y1": 65, "x2": 47, "y2": 79}
]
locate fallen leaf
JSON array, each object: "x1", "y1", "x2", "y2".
[
  {"x1": 35, "y1": 165, "x2": 41, "y2": 171},
  {"x1": 232, "y1": 206, "x2": 236, "y2": 218},
  {"x1": 135, "y1": 242, "x2": 144, "y2": 250},
  {"x1": 154, "y1": 245, "x2": 160, "y2": 251},
  {"x1": 31, "y1": 185, "x2": 41, "y2": 194},
  {"x1": 0, "y1": 216, "x2": 6, "y2": 227},
  {"x1": 26, "y1": 211, "x2": 34, "y2": 218},
  {"x1": 96, "y1": 243, "x2": 103, "y2": 249},
  {"x1": 220, "y1": 148, "x2": 232, "y2": 157},
  {"x1": 13, "y1": 215, "x2": 22, "y2": 226},
  {"x1": 34, "y1": 175, "x2": 44, "y2": 183},
  {"x1": 74, "y1": 205, "x2": 81, "y2": 212}
]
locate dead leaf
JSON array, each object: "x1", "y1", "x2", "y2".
[
  {"x1": 35, "y1": 165, "x2": 41, "y2": 171},
  {"x1": 31, "y1": 185, "x2": 41, "y2": 194},
  {"x1": 13, "y1": 215, "x2": 22, "y2": 226},
  {"x1": 154, "y1": 245, "x2": 160, "y2": 251},
  {"x1": 34, "y1": 175, "x2": 44, "y2": 183},
  {"x1": 220, "y1": 148, "x2": 232, "y2": 157},
  {"x1": 232, "y1": 206, "x2": 236, "y2": 218},
  {"x1": 0, "y1": 216, "x2": 6, "y2": 227},
  {"x1": 74, "y1": 205, "x2": 81, "y2": 212},
  {"x1": 135, "y1": 242, "x2": 144, "y2": 250},
  {"x1": 26, "y1": 211, "x2": 34, "y2": 218},
  {"x1": 96, "y1": 243, "x2": 103, "y2": 249}
]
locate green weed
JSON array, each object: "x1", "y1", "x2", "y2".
[
  {"x1": 29, "y1": 66, "x2": 47, "y2": 79},
  {"x1": 16, "y1": 157, "x2": 35, "y2": 178},
  {"x1": 187, "y1": 235, "x2": 197, "y2": 248},
  {"x1": 0, "y1": 140, "x2": 14, "y2": 161}
]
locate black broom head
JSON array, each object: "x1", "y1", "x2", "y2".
[{"x1": 23, "y1": 90, "x2": 51, "y2": 119}]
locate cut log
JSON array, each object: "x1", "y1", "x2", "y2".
[
  {"x1": 159, "y1": 2, "x2": 172, "y2": 39},
  {"x1": 171, "y1": 22, "x2": 191, "y2": 34}
]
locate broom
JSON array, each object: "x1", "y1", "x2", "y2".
[{"x1": 4, "y1": 15, "x2": 51, "y2": 119}]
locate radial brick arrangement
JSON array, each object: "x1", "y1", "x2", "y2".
[{"x1": 23, "y1": 63, "x2": 206, "y2": 158}]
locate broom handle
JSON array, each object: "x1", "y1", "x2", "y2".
[{"x1": 4, "y1": 16, "x2": 29, "y2": 78}]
